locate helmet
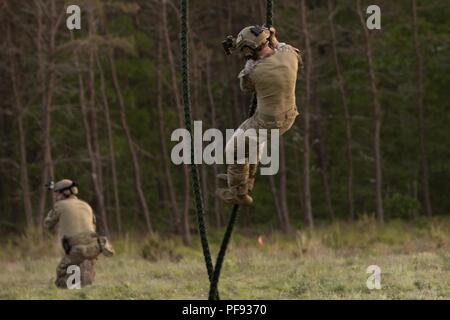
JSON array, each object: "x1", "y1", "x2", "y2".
[
  {"x1": 54, "y1": 179, "x2": 78, "y2": 195},
  {"x1": 235, "y1": 25, "x2": 271, "y2": 52}
]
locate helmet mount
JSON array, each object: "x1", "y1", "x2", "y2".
[{"x1": 222, "y1": 25, "x2": 274, "y2": 58}]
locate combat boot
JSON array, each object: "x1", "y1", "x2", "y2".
[
  {"x1": 216, "y1": 164, "x2": 253, "y2": 205},
  {"x1": 98, "y1": 236, "x2": 115, "y2": 257},
  {"x1": 216, "y1": 188, "x2": 253, "y2": 206}
]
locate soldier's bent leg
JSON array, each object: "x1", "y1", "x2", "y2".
[
  {"x1": 248, "y1": 163, "x2": 258, "y2": 193},
  {"x1": 55, "y1": 250, "x2": 85, "y2": 289},
  {"x1": 55, "y1": 255, "x2": 84, "y2": 288},
  {"x1": 219, "y1": 162, "x2": 258, "y2": 195},
  {"x1": 216, "y1": 115, "x2": 262, "y2": 205},
  {"x1": 55, "y1": 255, "x2": 72, "y2": 288},
  {"x1": 228, "y1": 163, "x2": 250, "y2": 196},
  {"x1": 216, "y1": 163, "x2": 253, "y2": 206},
  {"x1": 80, "y1": 259, "x2": 96, "y2": 286}
]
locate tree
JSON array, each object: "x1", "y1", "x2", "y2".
[
  {"x1": 72, "y1": 35, "x2": 111, "y2": 236},
  {"x1": 109, "y1": 50, "x2": 153, "y2": 234},
  {"x1": 270, "y1": 139, "x2": 291, "y2": 233},
  {"x1": 156, "y1": 17, "x2": 182, "y2": 236},
  {"x1": 312, "y1": 97, "x2": 335, "y2": 221},
  {"x1": 411, "y1": 0, "x2": 432, "y2": 217},
  {"x1": 6, "y1": 21, "x2": 33, "y2": 227},
  {"x1": 86, "y1": 5, "x2": 110, "y2": 235},
  {"x1": 357, "y1": 0, "x2": 384, "y2": 224},
  {"x1": 96, "y1": 52, "x2": 122, "y2": 234},
  {"x1": 35, "y1": 0, "x2": 62, "y2": 224},
  {"x1": 328, "y1": 0, "x2": 354, "y2": 220},
  {"x1": 279, "y1": 140, "x2": 292, "y2": 232},
  {"x1": 205, "y1": 51, "x2": 225, "y2": 228},
  {"x1": 300, "y1": 0, "x2": 314, "y2": 228},
  {"x1": 162, "y1": 0, "x2": 192, "y2": 245}
]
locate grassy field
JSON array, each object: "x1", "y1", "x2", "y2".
[{"x1": 0, "y1": 217, "x2": 449, "y2": 300}]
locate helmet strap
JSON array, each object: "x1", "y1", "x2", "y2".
[
  {"x1": 62, "y1": 189, "x2": 73, "y2": 198},
  {"x1": 251, "y1": 41, "x2": 270, "y2": 60}
]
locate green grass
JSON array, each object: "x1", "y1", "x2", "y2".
[{"x1": 0, "y1": 217, "x2": 449, "y2": 299}]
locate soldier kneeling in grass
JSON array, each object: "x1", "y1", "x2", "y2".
[{"x1": 43, "y1": 179, "x2": 114, "y2": 288}]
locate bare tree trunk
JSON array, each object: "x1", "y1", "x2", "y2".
[
  {"x1": 35, "y1": 0, "x2": 54, "y2": 223},
  {"x1": 412, "y1": 176, "x2": 419, "y2": 219},
  {"x1": 217, "y1": 1, "x2": 237, "y2": 127},
  {"x1": 269, "y1": 175, "x2": 285, "y2": 230},
  {"x1": 109, "y1": 51, "x2": 153, "y2": 234},
  {"x1": 206, "y1": 53, "x2": 224, "y2": 228},
  {"x1": 73, "y1": 40, "x2": 110, "y2": 236},
  {"x1": 213, "y1": 162, "x2": 224, "y2": 228},
  {"x1": 357, "y1": 0, "x2": 384, "y2": 224},
  {"x1": 227, "y1": 0, "x2": 241, "y2": 125},
  {"x1": 182, "y1": 178, "x2": 192, "y2": 245},
  {"x1": 162, "y1": 0, "x2": 191, "y2": 245},
  {"x1": 157, "y1": 19, "x2": 182, "y2": 235},
  {"x1": 95, "y1": 53, "x2": 122, "y2": 235},
  {"x1": 201, "y1": 165, "x2": 210, "y2": 226},
  {"x1": 313, "y1": 101, "x2": 335, "y2": 221},
  {"x1": 7, "y1": 24, "x2": 33, "y2": 227},
  {"x1": 300, "y1": 0, "x2": 314, "y2": 228},
  {"x1": 412, "y1": 0, "x2": 432, "y2": 217},
  {"x1": 190, "y1": 37, "x2": 209, "y2": 224},
  {"x1": 87, "y1": 6, "x2": 109, "y2": 235},
  {"x1": 279, "y1": 139, "x2": 291, "y2": 233},
  {"x1": 294, "y1": 142, "x2": 305, "y2": 214},
  {"x1": 328, "y1": 0, "x2": 354, "y2": 220}
]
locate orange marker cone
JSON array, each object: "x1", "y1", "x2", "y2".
[{"x1": 257, "y1": 235, "x2": 264, "y2": 247}]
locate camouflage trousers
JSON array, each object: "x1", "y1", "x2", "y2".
[
  {"x1": 55, "y1": 257, "x2": 96, "y2": 289},
  {"x1": 224, "y1": 107, "x2": 299, "y2": 196},
  {"x1": 55, "y1": 232, "x2": 103, "y2": 289}
]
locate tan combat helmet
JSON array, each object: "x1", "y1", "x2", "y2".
[
  {"x1": 54, "y1": 179, "x2": 78, "y2": 196},
  {"x1": 235, "y1": 25, "x2": 271, "y2": 57}
]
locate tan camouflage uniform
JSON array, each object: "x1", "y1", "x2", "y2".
[
  {"x1": 218, "y1": 42, "x2": 301, "y2": 204},
  {"x1": 44, "y1": 193, "x2": 113, "y2": 288}
]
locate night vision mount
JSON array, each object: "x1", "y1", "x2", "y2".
[
  {"x1": 222, "y1": 35, "x2": 236, "y2": 55},
  {"x1": 221, "y1": 25, "x2": 273, "y2": 56},
  {"x1": 46, "y1": 180, "x2": 55, "y2": 191}
]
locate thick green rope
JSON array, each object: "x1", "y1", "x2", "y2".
[
  {"x1": 266, "y1": 0, "x2": 273, "y2": 27},
  {"x1": 180, "y1": 0, "x2": 218, "y2": 300},
  {"x1": 180, "y1": 0, "x2": 274, "y2": 301},
  {"x1": 208, "y1": 0, "x2": 274, "y2": 301}
]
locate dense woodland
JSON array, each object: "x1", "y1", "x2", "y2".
[{"x1": 0, "y1": 0, "x2": 449, "y2": 243}]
